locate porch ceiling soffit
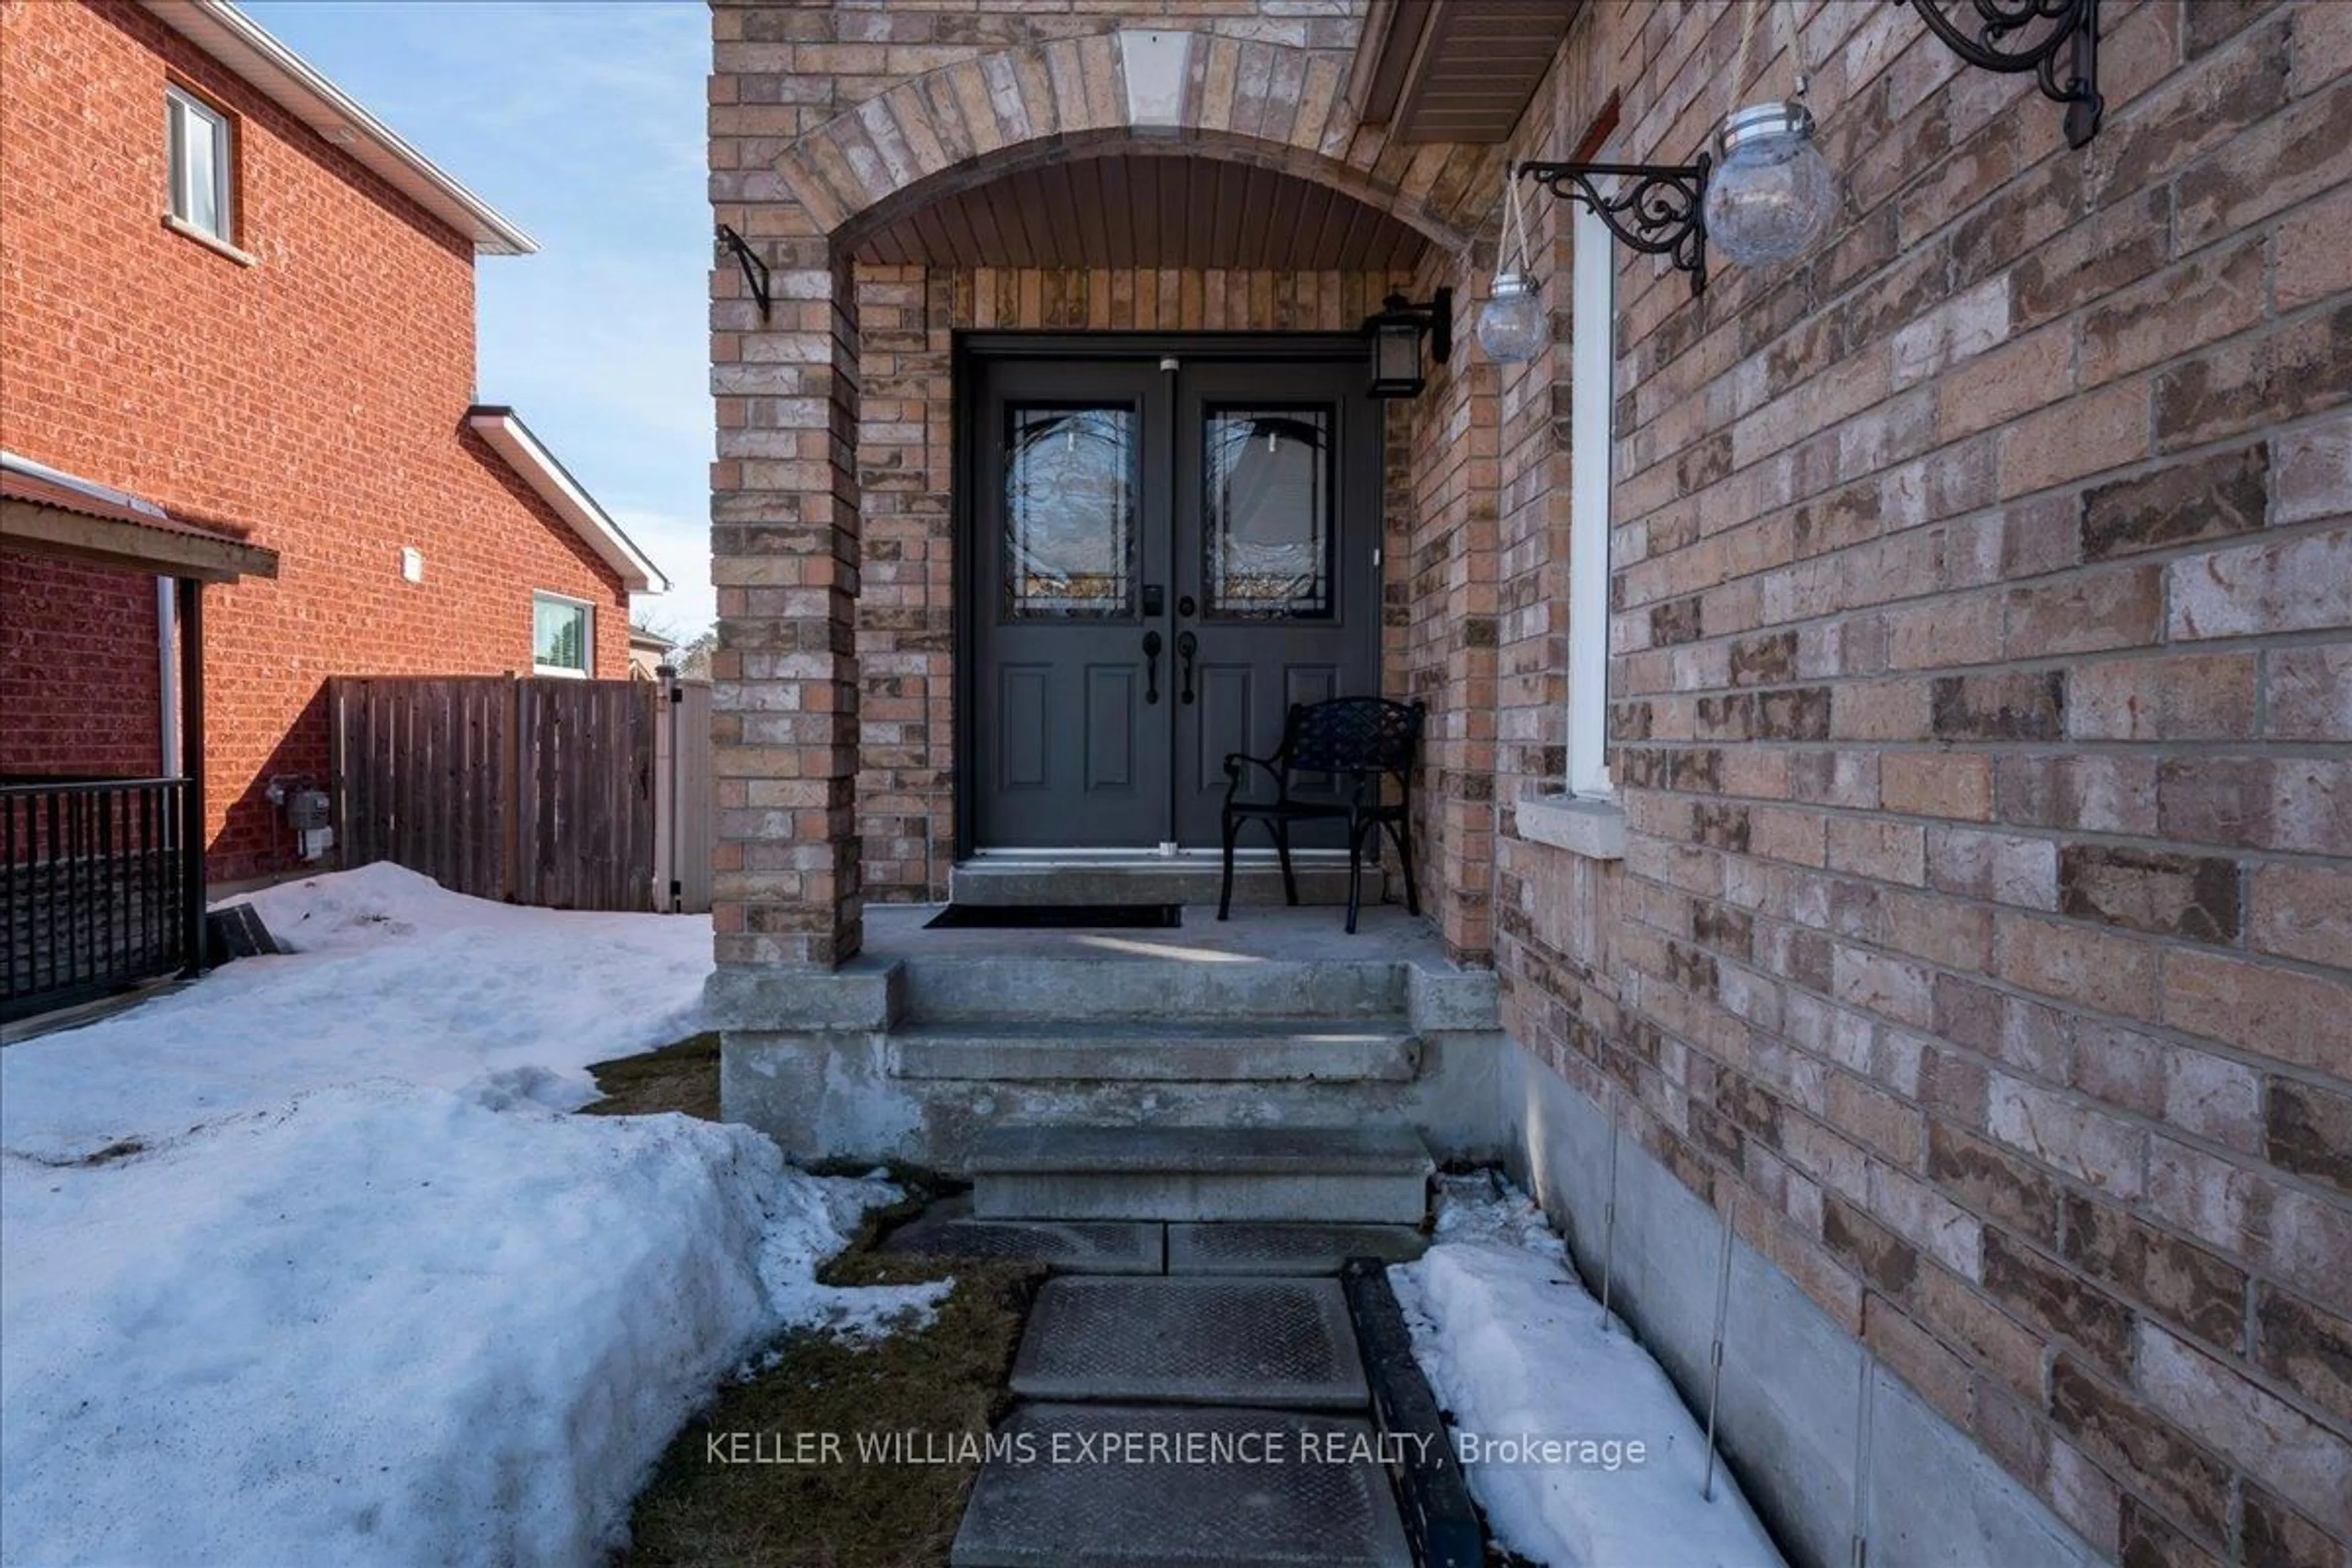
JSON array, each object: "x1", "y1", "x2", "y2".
[
  {"x1": 1349, "y1": 0, "x2": 1583, "y2": 145},
  {"x1": 756, "y1": 32, "x2": 1503, "y2": 258},
  {"x1": 0, "y1": 464, "x2": 279, "y2": 584},
  {"x1": 851, "y1": 153, "x2": 1430, "y2": 273}
]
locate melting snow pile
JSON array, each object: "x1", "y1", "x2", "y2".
[
  {"x1": 1389, "y1": 1175, "x2": 1787, "y2": 1568},
  {"x1": 1, "y1": 864, "x2": 943, "y2": 1567}
]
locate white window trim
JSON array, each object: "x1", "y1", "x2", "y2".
[
  {"x1": 532, "y1": 591, "x2": 595, "y2": 678},
  {"x1": 1520, "y1": 195, "x2": 1628, "y2": 862},
  {"x1": 1566, "y1": 196, "x2": 1616, "y2": 802},
  {"x1": 165, "y1": 85, "x2": 235, "y2": 246}
]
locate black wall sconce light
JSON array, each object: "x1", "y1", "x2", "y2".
[
  {"x1": 715, "y1": 223, "x2": 772, "y2": 323},
  {"x1": 1363, "y1": 287, "x2": 1452, "y2": 399},
  {"x1": 1491, "y1": 0, "x2": 2101, "y2": 335}
]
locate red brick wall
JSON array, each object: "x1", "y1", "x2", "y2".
[
  {"x1": 0, "y1": 554, "x2": 161, "y2": 778},
  {"x1": 0, "y1": 0, "x2": 628, "y2": 883}
]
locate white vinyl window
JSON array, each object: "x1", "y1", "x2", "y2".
[
  {"x1": 1567, "y1": 198, "x2": 1616, "y2": 798},
  {"x1": 532, "y1": 593, "x2": 594, "y2": 677},
  {"x1": 166, "y1": 86, "x2": 233, "y2": 242}
]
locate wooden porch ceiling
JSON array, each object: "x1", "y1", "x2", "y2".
[
  {"x1": 850, "y1": 154, "x2": 1430, "y2": 272},
  {"x1": 1349, "y1": 0, "x2": 1583, "y2": 144}
]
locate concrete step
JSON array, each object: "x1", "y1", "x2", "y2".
[
  {"x1": 879, "y1": 1197, "x2": 1164, "y2": 1274},
  {"x1": 949, "y1": 857, "x2": 1384, "y2": 908},
  {"x1": 1166, "y1": 1221, "x2": 1427, "y2": 1275},
  {"x1": 888, "y1": 1019, "x2": 1420, "y2": 1083},
  {"x1": 971, "y1": 1125, "x2": 1432, "y2": 1224},
  {"x1": 901, "y1": 954, "x2": 1408, "y2": 1023},
  {"x1": 950, "y1": 1403, "x2": 1413, "y2": 1568},
  {"x1": 1011, "y1": 1276, "x2": 1367, "y2": 1408}
]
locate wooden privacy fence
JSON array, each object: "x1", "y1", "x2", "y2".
[{"x1": 330, "y1": 676, "x2": 660, "y2": 912}]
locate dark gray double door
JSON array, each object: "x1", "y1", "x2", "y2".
[{"x1": 970, "y1": 347, "x2": 1382, "y2": 851}]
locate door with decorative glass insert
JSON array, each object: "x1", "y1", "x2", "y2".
[{"x1": 970, "y1": 351, "x2": 1380, "y2": 851}]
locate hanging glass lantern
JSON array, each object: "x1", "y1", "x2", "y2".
[
  {"x1": 1701, "y1": 100, "x2": 1838, "y2": 268},
  {"x1": 1476, "y1": 273, "x2": 1545, "y2": 364}
]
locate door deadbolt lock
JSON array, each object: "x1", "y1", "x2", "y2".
[
  {"x1": 1177, "y1": 594, "x2": 1197, "y2": 618},
  {"x1": 1143, "y1": 584, "x2": 1165, "y2": 616}
]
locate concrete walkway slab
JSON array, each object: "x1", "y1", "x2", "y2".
[
  {"x1": 1166, "y1": 1221, "x2": 1427, "y2": 1275},
  {"x1": 949, "y1": 1403, "x2": 1413, "y2": 1568},
  {"x1": 1011, "y1": 1276, "x2": 1368, "y2": 1408}
]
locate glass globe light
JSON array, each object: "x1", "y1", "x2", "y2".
[
  {"x1": 1476, "y1": 273, "x2": 1545, "y2": 363},
  {"x1": 1702, "y1": 100, "x2": 1838, "y2": 268}
]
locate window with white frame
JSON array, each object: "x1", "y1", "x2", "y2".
[
  {"x1": 1566, "y1": 198, "x2": 1615, "y2": 797},
  {"x1": 165, "y1": 86, "x2": 233, "y2": 243},
  {"x1": 532, "y1": 593, "x2": 594, "y2": 676}
]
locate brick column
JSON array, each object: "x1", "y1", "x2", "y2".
[{"x1": 711, "y1": 241, "x2": 863, "y2": 970}]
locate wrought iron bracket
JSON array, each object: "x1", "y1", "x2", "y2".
[
  {"x1": 714, "y1": 223, "x2": 772, "y2": 323},
  {"x1": 1515, "y1": 157, "x2": 1713, "y2": 297},
  {"x1": 1898, "y1": 0, "x2": 2103, "y2": 148}
]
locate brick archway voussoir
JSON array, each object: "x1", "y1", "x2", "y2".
[{"x1": 775, "y1": 32, "x2": 1483, "y2": 257}]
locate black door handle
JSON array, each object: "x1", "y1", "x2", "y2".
[
  {"x1": 1177, "y1": 631, "x2": 1197, "y2": 705},
  {"x1": 1142, "y1": 630, "x2": 1163, "y2": 705}
]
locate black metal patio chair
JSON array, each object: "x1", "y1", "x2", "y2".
[{"x1": 1216, "y1": 696, "x2": 1424, "y2": 934}]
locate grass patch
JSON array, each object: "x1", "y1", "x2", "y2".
[
  {"x1": 619, "y1": 1254, "x2": 1041, "y2": 1568},
  {"x1": 583, "y1": 1031, "x2": 722, "y2": 1121},
  {"x1": 586, "y1": 1039, "x2": 1036, "y2": 1566}
]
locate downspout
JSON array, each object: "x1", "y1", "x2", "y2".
[{"x1": 157, "y1": 577, "x2": 180, "y2": 775}]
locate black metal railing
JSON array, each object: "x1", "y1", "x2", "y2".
[{"x1": 2, "y1": 778, "x2": 192, "y2": 1022}]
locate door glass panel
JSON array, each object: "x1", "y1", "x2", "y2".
[
  {"x1": 1005, "y1": 404, "x2": 1137, "y2": 619},
  {"x1": 1204, "y1": 406, "x2": 1334, "y2": 619}
]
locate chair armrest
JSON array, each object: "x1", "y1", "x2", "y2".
[{"x1": 1221, "y1": 751, "x2": 1285, "y2": 806}]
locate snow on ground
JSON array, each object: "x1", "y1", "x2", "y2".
[
  {"x1": 1, "y1": 865, "x2": 944, "y2": 1568},
  {"x1": 1, "y1": 862, "x2": 714, "y2": 1163},
  {"x1": 1389, "y1": 1174, "x2": 1788, "y2": 1568}
]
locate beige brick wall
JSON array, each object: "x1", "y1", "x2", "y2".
[
  {"x1": 1431, "y1": 4, "x2": 2351, "y2": 1564},
  {"x1": 707, "y1": 0, "x2": 1499, "y2": 965},
  {"x1": 714, "y1": 1, "x2": 2351, "y2": 1560}
]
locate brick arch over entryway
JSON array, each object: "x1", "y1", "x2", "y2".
[
  {"x1": 771, "y1": 32, "x2": 1498, "y2": 254},
  {"x1": 707, "y1": 28, "x2": 1508, "y2": 973}
]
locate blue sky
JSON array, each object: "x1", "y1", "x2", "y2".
[{"x1": 241, "y1": 0, "x2": 716, "y2": 641}]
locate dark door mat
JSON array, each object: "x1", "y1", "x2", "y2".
[{"x1": 924, "y1": 903, "x2": 1182, "y2": 930}]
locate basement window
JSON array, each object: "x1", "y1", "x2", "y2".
[
  {"x1": 165, "y1": 86, "x2": 235, "y2": 245},
  {"x1": 532, "y1": 593, "x2": 594, "y2": 677}
]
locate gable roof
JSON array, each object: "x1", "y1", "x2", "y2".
[
  {"x1": 466, "y1": 409, "x2": 668, "y2": 595},
  {"x1": 141, "y1": 0, "x2": 537, "y2": 256}
]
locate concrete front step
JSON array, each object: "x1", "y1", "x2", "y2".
[
  {"x1": 888, "y1": 1019, "x2": 1420, "y2": 1083},
  {"x1": 949, "y1": 1403, "x2": 1414, "y2": 1568},
  {"x1": 1011, "y1": 1276, "x2": 1368, "y2": 1408},
  {"x1": 971, "y1": 1125, "x2": 1433, "y2": 1224},
  {"x1": 949, "y1": 857, "x2": 1384, "y2": 909},
  {"x1": 879, "y1": 1197, "x2": 1165, "y2": 1274},
  {"x1": 1167, "y1": 1221, "x2": 1427, "y2": 1275},
  {"x1": 902, "y1": 954, "x2": 1408, "y2": 1023}
]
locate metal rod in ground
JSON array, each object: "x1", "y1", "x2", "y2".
[
  {"x1": 1598, "y1": 1090, "x2": 1621, "y2": 1333},
  {"x1": 1701, "y1": 1194, "x2": 1736, "y2": 1503},
  {"x1": 1850, "y1": 1346, "x2": 1876, "y2": 1568}
]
